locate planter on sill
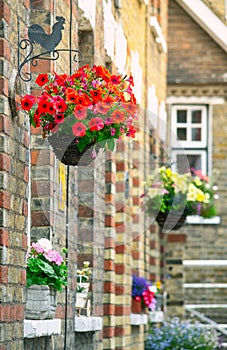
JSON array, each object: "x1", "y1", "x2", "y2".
[
  {"x1": 25, "y1": 284, "x2": 57, "y2": 320},
  {"x1": 131, "y1": 299, "x2": 147, "y2": 314}
]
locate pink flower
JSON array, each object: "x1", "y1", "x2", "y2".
[
  {"x1": 31, "y1": 243, "x2": 44, "y2": 254},
  {"x1": 110, "y1": 127, "x2": 116, "y2": 136},
  {"x1": 44, "y1": 250, "x2": 64, "y2": 266}
]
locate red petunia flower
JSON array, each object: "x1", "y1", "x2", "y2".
[
  {"x1": 74, "y1": 105, "x2": 87, "y2": 120},
  {"x1": 54, "y1": 99, "x2": 67, "y2": 113},
  {"x1": 38, "y1": 100, "x2": 51, "y2": 114},
  {"x1": 103, "y1": 95, "x2": 115, "y2": 106},
  {"x1": 66, "y1": 90, "x2": 78, "y2": 103},
  {"x1": 88, "y1": 117, "x2": 105, "y2": 131},
  {"x1": 112, "y1": 110, "x2": 126, "y2": 124},
  {"x1": 72, "y1": 122, "x2": 87, "y2": 137},
  {"x1": 126, "y1": 124, "x2": 137, "y2": 138},
  {"x1": 35, "y1": 73, "x2": 49, "y2": 87},
  {"x1": 48, "y1": 103, "x2": 56, "y2": 115},
  {"x1": 54, "y1": 114, "x2": 65, "y2": 124},
  {"x1": 90, "y1": 89, "x2": 103, "y2": 103},
  {"x1": 95, "y1": 102, "x2": 110, "y2": 115},
  {"x1": 21, "y1": 95, "x2": 36, "y2": 111},
  {"x1": 110, "y1": 75, "x2": 122, "y2": 85},
  {"x1": 122, "y1": 102, "x2": 138, "y2": 117},
  {"x1": 93, "y1": 65, "x2": 110, "y2": 82}
]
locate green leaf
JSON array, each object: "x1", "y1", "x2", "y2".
[{"x1": 107, "y1": 139, "x2": 115, "y2": 151}]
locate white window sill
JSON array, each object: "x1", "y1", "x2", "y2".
[
  {"x1": 186, "y1": 215, "x2": 221, "y2": 225},
  {"x1": 75, "y1": 316, "x2": 102, "y2": 332},
  {"x1": 24, "y1": 319, "x2": 61, "y2": 338},
  {"x1": 130, "y1": 313, "x2": 148, "y2": 325},
  {"x1": 149, "y1": 311, "x2": 164, "y2": 323}
]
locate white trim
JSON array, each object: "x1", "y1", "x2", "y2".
[
  {"x1": 184, "y1": 283, "x2": 227, "y2": 288},
  {"x1": 167, "y1": 96, "x2": 225, "y2": 105},
  {"x1": 149, "y1": 16, "x2": 167, "y2": 53},
  {"x1": 24, "y1": 319, "x2": 61, "y2": 338},
  {"x1": 171, "y1": 105, "x2": 207, "y2": 148},
  {"x1": 172, "y1": 150, "x2": 207, "y2": 174},
  {"x1": 186, "y1": 215, "x2": 221, "y2": 225},
  {"x1": 75, "y1": 316, "x2": 102, "y2": 332},
  {"x1": 185, "y1": 304, "x2": 227, "y2": 309},
  {"x1": 183, "y1": 260, "x2": 227, "y2": 266},
  {"x1": 130, "y1": 313, "x2": 148, "y2": 325},
  {"x1": 175, "y1": 0, "x2": 227, "y2": 52}
]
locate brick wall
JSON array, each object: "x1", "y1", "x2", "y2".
[
  {"x1": 167, "y1": 0, "x2": 227, "y2": 84},
  {"x1": 0, "y1": 0, "x2": 30, "y2": 348}
]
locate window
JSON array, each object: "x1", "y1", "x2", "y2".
[{"x1": 171, "y1": 105, "x2": 208, "y2": 174}]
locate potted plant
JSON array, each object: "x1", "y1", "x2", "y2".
[
  {"x1": 131, "y1": 275, "x2": 156, "y2": 314},
  {"x1": 142, "y1": 166, "x2": 216, "y2": 230},
  {"x1": 25, "y1": 238, "x2": 68, "y2": 320},
  {"x1": 145, "y1": 317, "x2": 220, "y2": 350},
  {"x1": 20, "y1": 65, "x2": 138, "y2": 165},
  {"x1": 76, "y1": 261, "x2": 92, "y2": 314}
]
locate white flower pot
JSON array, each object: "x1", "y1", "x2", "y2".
[{"x1": 76, "y1": 293, "x2": 88, "y2": 308}]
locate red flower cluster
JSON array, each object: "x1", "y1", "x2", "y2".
[{"x1": 21, "y1": 65, "x2": 138, "y2": 152}]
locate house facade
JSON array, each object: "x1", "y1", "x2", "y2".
[
  {"x1": 0, "y1": 0, "x2": 167, "y2": 349},
  {"x1": 166, "y1": 0, "x2": 227, "y2": 323}
]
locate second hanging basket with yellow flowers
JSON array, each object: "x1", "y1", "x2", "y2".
[{"x1": 21, "y1": 65, "x2": 138, "y2": 166}]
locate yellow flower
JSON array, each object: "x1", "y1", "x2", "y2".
[
  {"x1": 194, "y1": 176, "x2": 202, "y2": 186},
  {"x1": 166, "y1": 168, "x2": 172, "y2": 178}
]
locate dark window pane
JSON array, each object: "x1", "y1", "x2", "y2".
[
  {"x1": 192, "y1": 128, "x2": 201, "y2": 141},
  {"x1": 176, "y1": 154, "x2": 202, "y2": 174},
  {"x1": 177, "y1": 110, "x2": 187, "y2": 123},
  {"x1": 177, "y1": 128, "x2": 187, "y2": 140},
  {"x1": 191, "y1": 110, "x2": 202, "y2": 123}
]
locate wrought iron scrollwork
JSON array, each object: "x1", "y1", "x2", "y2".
[{"x1": 18, "y1": 39, "x2": 82, "y2": 81}]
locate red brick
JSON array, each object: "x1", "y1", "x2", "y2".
[
  {"x1": 132, "y1": 214, "x2": 139, "y2": 223},
  {"x1": 105, "y1": 193, "x2": 115, "y2": 203},
  {"x1": 0, "y1": 115, "x2": 10, "y2": 134},
  {"x1": 114, "y1": 326, "x2": 125, "y2": 336},
  {"x1": 116, "y1": 202, "x2": 126, "y2": 212},
  {"x1": 132, "y1": 250, "x2": 139, "y2": 259},
  {"x1": 31, "y1": 211, "x2": 51, "y2": 226},
  {"x1": 133, "y1": 197, "x2": 140, "y2": 205},
  {"x1": 30, "y1": 125, "x2": 42, "y2": 135},
  {"x1": 22, "y1": 233, "x2": 28, "y2": 250},
  {"x1": 0, "y1": 153, "x2": 10, "y2": 171},
  {"x1": 0, "y1": 39, "x2": 10, "y2": 61},
  {"x1": 116, "y1": 142, "x2": 126, "y2": 152},
  {"x1": 103, "y1": 281, "x2": 114, "y2": 293},
  {"x1": 31, "y1": 180, "x2": 52, "y2": 197},
  {"x1": 0, "y1": 77, "x2": 8, "y2": 96},
  {"x1": 24, "y1": 166, "x2": 29, "y2": 182},
  {"x1": 0, "y1": 305, "x2": 10, "y2": 321},
  {"x1": 105, "y1": 215, "x2": 115, "y2": 227},
  {"x1": 104, "y1": 237, "x2": 115, "y2": 248},
  {"x1": 104, "y1": 260, "x2": 114, "y2": 271},
  {"x1": 10, "y1": 305, "x2": 24, "y2": 321},
  {"x1": 115, "y1": 305, "x2": 130, "y2": 315},
  {"x1": 0, "y1": 266, "x2": 8, "y2": 283},
  {"x1": 0, "y1": 228, "x2": 9, "y2": 246},
  {"x1": 103, "y1": 326, "x2": 115, "y2": 338},
  {"x1": 167, "y1": 234, "x2": 187, "y2": 243},
  {"x1": 0, "y1": 190, "x2": 10, "y2": 209},
  {"x1": 115, "y1": 223, "x2": 126, "y2": 233},
  {"x1": 103, "y1": 304, "x2": 114, "y2": 315},
  {"x1": 55, "y1": 305, "x2": 66, "y2": 319},
  {"x1": 132, "y1": 177, "x2": 140, "y2": 187},
  {"x1": 149, "y1": 257, "x2": 156, "y2": 265},
  {"x1": 78, "y1": 205, "x2": 94, "y2": 218},
  {"x1": 31, "y1": 59, "x2": 53, "y2": 73},
  {"x1": 116, "y1": 182, "x2": 125, "y2": 192},
  {"x1": 115, "y1": 285, "x2": 127, "y2": 294},
  {"x1": 115, "y1": 264, "x2": 125, "y2": 274},
  {"x1": 115, "y1": 244, "x2": 126, "y2": 253},
  {"x1": 22, "y1": 199, "x2": 28, "y2": 216},
  {"x1": 0, "y1": 344, "x2": 7, "y2": 350},
  {"x1": 116, "y1": 162, "x2": 126, "y2": 172},
  {"x1": 105, "y1": 172, "x2": 115, "y2": 183},
  {"x1": 23, "y1": 131, "x2": 29, "y2": 148},
  {"x1": 31, "y1": 149, "x2": 53, "y2": 166}
]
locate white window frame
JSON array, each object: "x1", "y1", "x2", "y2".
[
  {"x1": 172, "y1": 150, "x2": 207, "y2": 175},
  {"x1": 171, "y1": 105, "x2": 207, "y2": 148}
]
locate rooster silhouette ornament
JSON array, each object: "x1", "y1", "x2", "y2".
[{"x1": 28, "y1": 16, "x2": 66, "y2": 51}]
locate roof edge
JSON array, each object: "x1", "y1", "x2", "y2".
[{"x1": 175, "y1": 0, "x2": 227, "y2": 52}]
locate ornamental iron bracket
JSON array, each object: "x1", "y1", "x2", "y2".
[{"x1": 18, "y1": 16, "x2": 82, "y2": 82}]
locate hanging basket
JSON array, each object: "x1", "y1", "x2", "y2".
[
  {"x1": 48, "y1": 132, "x2": 100, "y2": 166},
  {"x1": 155, "y1": 211, "x2": 187, "y2": 231}
]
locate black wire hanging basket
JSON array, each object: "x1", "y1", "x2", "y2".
[{"x1": 155, "y1": 210, "x2": 187, "y2": 231}]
